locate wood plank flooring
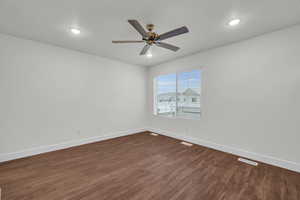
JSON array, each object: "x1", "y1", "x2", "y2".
[{"x1": 0, "y1": 132, "x2": 299, "y2": 200}]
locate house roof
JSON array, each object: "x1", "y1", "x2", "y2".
[
  {"x1": 182, "y1": 88, "x2": 200, "y2": 96},
  {"x1": 158, "y1": 88, "x2": 200, "y2": 97},
  {"x1": 158, "y1": 92, "x2": 176, "y2": 97}
]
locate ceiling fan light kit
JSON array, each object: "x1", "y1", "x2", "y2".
[{"x1": 112, "y1": 20, "x2": 189, "y2": 56}]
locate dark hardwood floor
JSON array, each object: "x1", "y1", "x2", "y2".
[{"x1": 0, "y1": 132, "x2": 299, "y2": 200}]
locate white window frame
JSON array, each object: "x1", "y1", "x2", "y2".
[{"x1": 153, "y1": 69, "x2": 201, "y2": 120}]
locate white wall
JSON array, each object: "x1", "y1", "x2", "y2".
[
  {"x1": 1, "y1": 24, "x2": 300, "y2": 172},
  {"x1": 0, "y1": 34, "x2": 147, "y2": 155},
  {"x1": 147, "y1": 25, "x2": 300, "y2": 170}
]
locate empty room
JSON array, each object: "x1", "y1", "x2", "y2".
[{"x1": 0, "y1": 0, "x2": 300, "y2": 199}]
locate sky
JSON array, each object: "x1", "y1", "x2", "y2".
[{"x1": 156, "y1": 70, "x2": 201, "y2": 94}]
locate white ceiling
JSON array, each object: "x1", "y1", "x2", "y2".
[{"x1": 0, "y1": 0, "x2": 300, "y2": 66}]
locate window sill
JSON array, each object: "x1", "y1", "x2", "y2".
[{"x1": 152, "y1": 114, "x2": 201, "y2": 121}]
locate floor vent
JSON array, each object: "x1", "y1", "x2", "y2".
[
  {"x1": 150, "y1": 133, "x2": 159, "y2": 136},
  {"x1": 238, "y1": 158, "x2": 258, "y2": 166},
  {"x1": 181, "y1": 141, "x2": 193, "y2": 147}
]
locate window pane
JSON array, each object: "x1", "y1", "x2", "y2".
[
  {"x1": 154, "y1": 73, "x2": 176, "y2": 117},
  {"x1": 177, "y1": 70, "x2": 201, "y2": 119}
]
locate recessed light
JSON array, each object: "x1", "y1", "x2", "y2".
[
  {"x1": 70, "y1": 28, "x2": 81, "y2": 35},
  {"x1": 228, "y1": 19, "x2": 241, "y2": 26},
  {"x1": 146, "y1": 52, "x2": 152, "y2": 58}
]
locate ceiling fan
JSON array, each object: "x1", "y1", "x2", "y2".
[{"x1": 112, "y1": 20, "x2": 189, "y2": 56}]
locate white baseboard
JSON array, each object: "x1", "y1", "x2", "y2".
[
  {"x1": 0, "y1": 128, "x2": 146, "y2": 163},
  {"x1": 2, "y1": 127, "x2": 300, "y2": 173},
  {"x1": 147, "y1": 127, "x2": 300, "y2": 173}
]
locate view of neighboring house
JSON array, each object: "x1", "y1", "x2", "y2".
[{"x1": 156, "y1": 88, "x2": 200, "y2": 118}]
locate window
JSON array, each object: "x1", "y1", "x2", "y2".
[
  {"x1": 154, "y1": 73, "x2": 176, "y2": 117},
  {"x1": 154, "y1": 70, "x2": 201, "y2": 119}
]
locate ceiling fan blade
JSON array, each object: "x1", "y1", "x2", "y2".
[
  {"x1": 128, "y1": 20, "x2": 148, "y2": 38},
  {"x1": 157, "y1": 26, "x2": 189, "y2": 41},
  {"x1": 156, "y1": 42, "x2": 180, "y2": 52},
  {"x1": 112, "y1": 40, "x2": 144, "y2": 43},
  {"x1": 140, "y1": 44, "x2": 150, "y2": 55}
]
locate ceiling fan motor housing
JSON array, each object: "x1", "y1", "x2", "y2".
[{"x1": 145, "y1": 24, "x2": 157, "y2": 44}]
